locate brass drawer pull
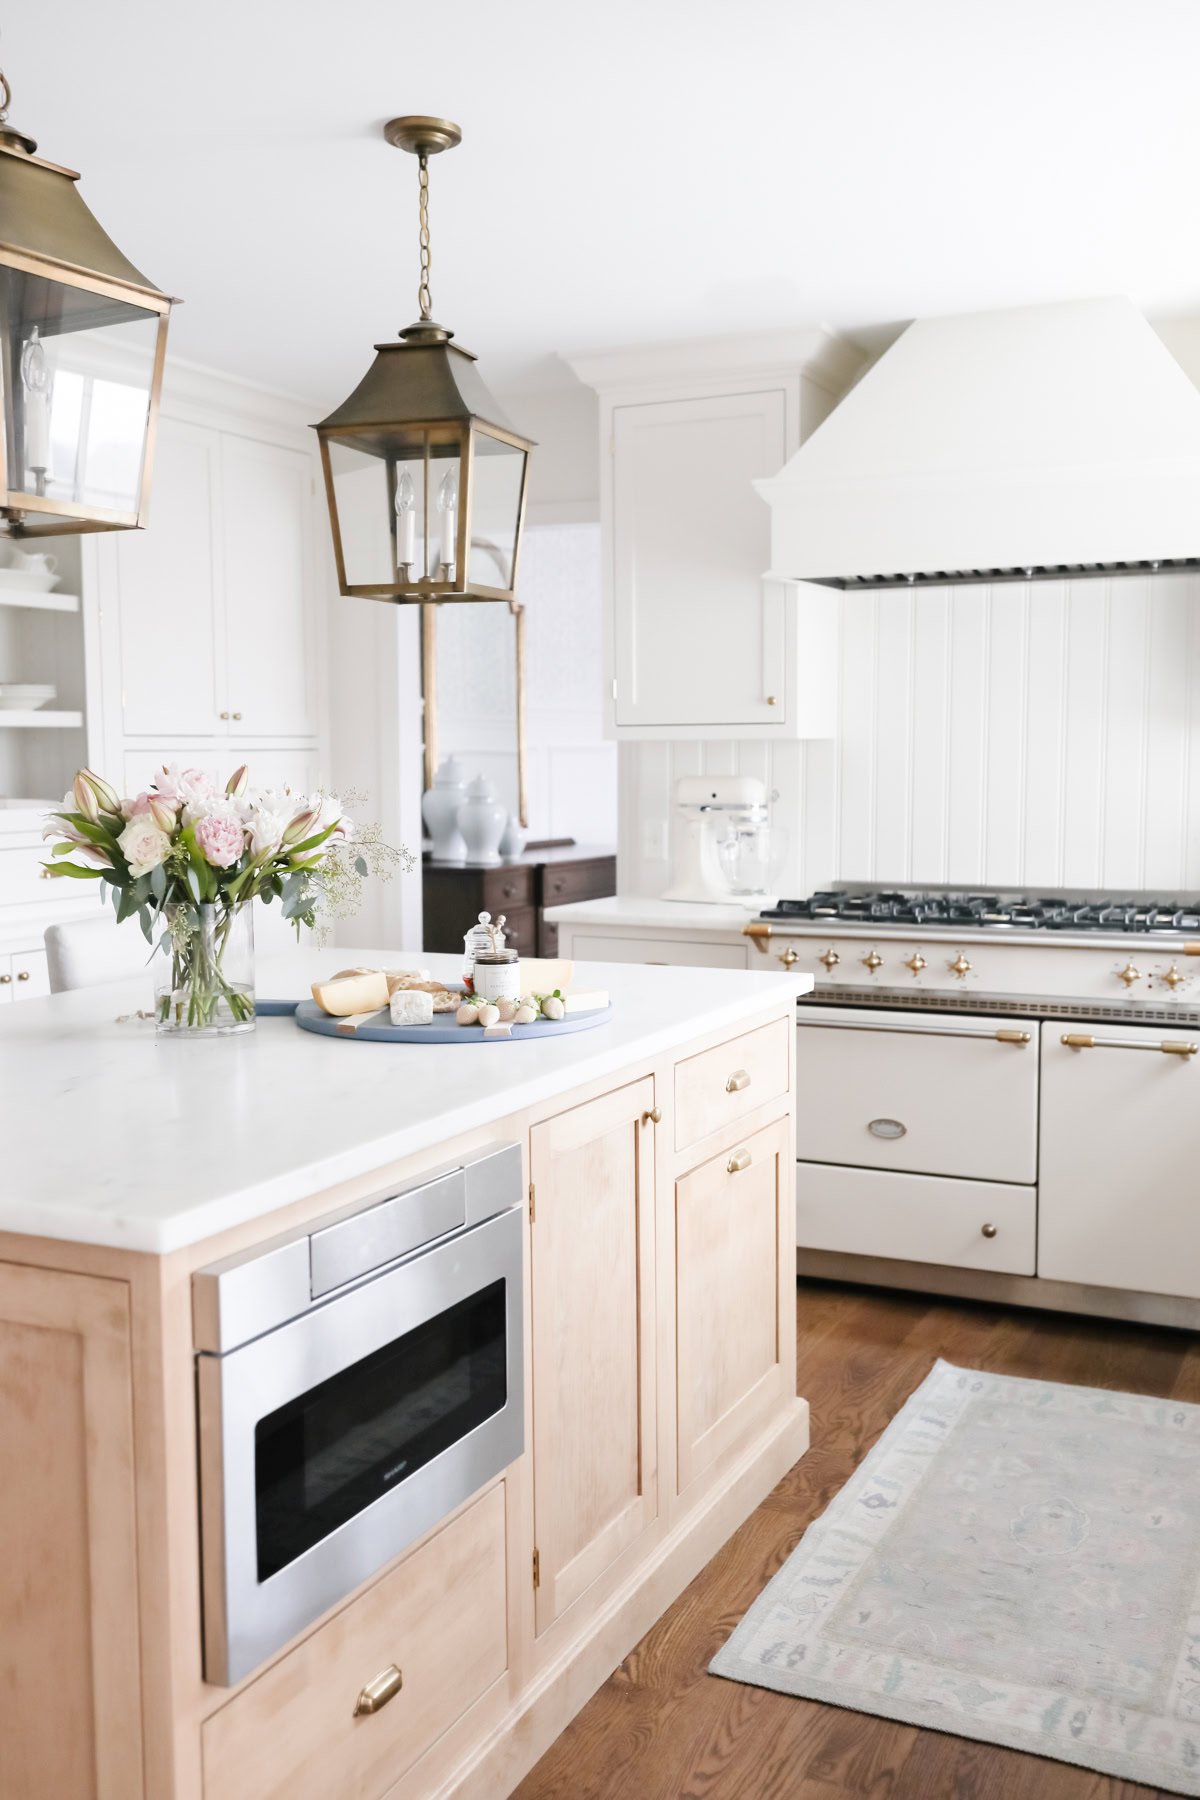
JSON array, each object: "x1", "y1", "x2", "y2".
[
  {"x1": 353, "y1": 1663, "x2": 403, "y2": 1716},
  {"x1": 726, "y1": 1069, "x2": 751, "y2": 1093},
  {"x1": 727, "y1": 1149, "x2": 752, "y2": 1174},
  {"x1": 16, "y1": 969, "x2": 29, "y2": 981},
  {"x1": 1062, "y1": 1033, "x2": 1198, "y2": 1057},
  {"x1": 642, "y1": 1106, "x2": 662, "y2": 1125}
]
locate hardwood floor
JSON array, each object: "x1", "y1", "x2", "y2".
[{"x1": 513, "y1": 1278, "x2": 1198, "y2": 1800}]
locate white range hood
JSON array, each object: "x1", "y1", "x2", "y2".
[{"x1": 757, "y1": 297, "x2": 1200, "y2": 587}]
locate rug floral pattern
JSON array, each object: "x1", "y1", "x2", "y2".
[{"x1": 711, "y1": 1360, "x2": 1200, "y2": 1795}]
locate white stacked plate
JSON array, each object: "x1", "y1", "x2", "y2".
[{"x1": 0, "y1": 684, "x2": 57, "y2": 710}]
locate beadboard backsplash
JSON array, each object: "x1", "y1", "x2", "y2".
[{"x1": 618, "y1": 571, "x2": 1200, "y2": 898}]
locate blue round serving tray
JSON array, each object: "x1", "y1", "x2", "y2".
[{"x1": 292, "y1": 997, "x2": 612, "y2": 1044}]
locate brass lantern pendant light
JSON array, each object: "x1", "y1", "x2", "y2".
[
  {"x1": 0, "y1": 64, "x2": 174, "y2": 537},
  {"x1": 315, "y1": 116, "x2": 534, "y2": 604}
]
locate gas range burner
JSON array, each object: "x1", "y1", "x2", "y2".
[{"x1": 761, "y1": 890, "x2": 1200, "y2": 934}]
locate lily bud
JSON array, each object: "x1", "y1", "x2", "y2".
[
  {"x1": 148, "y1": 795, "x2": 177, "y2": 833},
  {"x1": 88, "y1": 770, "x2": 123, "y2": 817},
  {"x1": 226, "y1": 764, "x2": 249, "y2": 799},
  {"x1": 282, "y1": 808, "x2": 317, "y2": 846},
  {"x1": 73, "y1": 771, "x2": 101, "y2": 822}
]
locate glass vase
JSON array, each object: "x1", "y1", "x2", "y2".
[{"x1": 155, "y1": 901, "x2": 256, "y2": 1037}]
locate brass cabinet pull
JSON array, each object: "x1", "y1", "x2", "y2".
[
  {"x1": 232, "y1": 711, "x2": 243, "y2": 721},
  {"x1": 353, "y1": 1663, "x2": 403, "y2": 1716},
  {"x1": 0, "y1": 972, "x2": 10, "y2": 984},
  {"x1": 727, "y1": 1149, "x2": 752, "y2": 1174},
  {"x1": 219, "y1": 710, "x2": 230, "y2": 720},
  {"x1": 981, "y1": 1222, "x2": 998, "y2": 1239},
  {"x1": 1062, "y1": 1033, "x2": 1198, "y2": 1057},
  {"x1": 994, "y1": 1029, "x2": 1032, "y2": 1044},
  {"x1": 16, "y1": 969, "x2": 29, "y2": 981},
  {"x1": 725, "y1": 1069, "x2": 751, "y2": 1093},
  {"x1": 799, "y1": 1018, "x2": 1031, "y2": 1045},
  {"x1": 642, "y1": 1106, "x2": 662, "y2": 1125}
]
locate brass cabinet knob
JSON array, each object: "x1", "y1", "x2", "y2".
[
  {"x1": 904, "y1": 952, "x2": 926, "y2": 975},
  {"x1": 862, "y1": 949, "x2": 883, "y2": 973},
  {"x1": 981, "y1": 1222, "x2": 998, "y2": 1239},
  {"x1": 949, "y1": 954, "x2": 972, "y2": 979},
  {"x1": 353, "y1": 1663, "x2": 403, "y2": 1716},
  {"x1": 0, "y1": 973, "x2": 10, "y2": 984},
  {"x1": 1161, "y1": 963, "x2": 1186, "y2": 990},
  {"x1": 766, "y1": 695, "x2": 777, "y2": 706},
  {"x1": 232, "y1": 711, "x2": 243, "y2": 721},
  {"x1": 726, "y1": 1069, "x2": 751, "y2": 1093},
  {"x1": 1118, "y1": 960, "x2": 1141, "y2": 988},
  {"x1": 778, "y1": 946, "x2": 799, "y2": 968},
  {"x1": 642, "y1": 1106, "x2": 662, "y2": 1125},
  {"x1": 727, "y1": 1148, "x2": 752, "y2": 1174},
  {"x1": 219, "y1": 710, "x2": 230, "y2": 720},
  {"x1": 818, "y1": 947, "x2": 840, "y2": 972},
  {"x1": 16, "y1": 969, "x2": 29, "y2": 981}
]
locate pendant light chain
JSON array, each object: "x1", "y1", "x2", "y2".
[{"x1": 417, "y1": 152, "x2": 433, "y2": 321}]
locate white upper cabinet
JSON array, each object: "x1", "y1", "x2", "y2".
[
  {"x1": 221, "y1": 437, "x2": 317, "y2": 739},
  {"x1": 109, "y1": 419, "x2": 319, "y2": 744},
  {"x1": 571, "y1": 331, "x2": 863, "y2": 741},
  {"x1": 115, "y1": 418, "x2": 224, "y2": 737}
]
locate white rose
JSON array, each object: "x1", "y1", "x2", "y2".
[{"x1": 118, "y1": 815, "x2": 172, "y2": 879}]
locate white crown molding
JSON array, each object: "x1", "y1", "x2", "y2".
[
  {"x1": 159, "y1": 355, "x2": 319, "y2": 447},
  {"x1": 566, "y1": 327, "x2": 867, "y2": 399}
]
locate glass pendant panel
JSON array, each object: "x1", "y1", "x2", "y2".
[
  {"x1": 1, "y1": 266, "x2": 160, "y2": 524},
  {"x1": 468, "y1": 428, "x2": 527, "y2": 593}
]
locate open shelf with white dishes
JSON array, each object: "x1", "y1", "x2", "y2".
[
  {"x1": 0, "y1": 586, "x2": 81, "y2": 614},
  {"x1": 0, "y1": 534, "x2": 88, "y2": 818}
]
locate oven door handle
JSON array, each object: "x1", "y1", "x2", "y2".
[
  {"x1": 797, "y1": 1018, "x2": 1031, "y2": 1046},
  {"x1": 1061, "y1": 1033, "x2": 1198, "y2": 1058}
]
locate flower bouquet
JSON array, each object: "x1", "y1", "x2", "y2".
[{"x1": 43, "y1": 764, "x2": 407, "y2": 1036}]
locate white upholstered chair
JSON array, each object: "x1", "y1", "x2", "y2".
[{"x1": 44, "y1": 915, "x2": 151, "y2": 993}]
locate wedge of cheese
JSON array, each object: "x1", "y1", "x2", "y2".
[
  {"x1": 311, "y1": 969, "x2": 389, "y2": 1016},
  {"x1": 562, "y1": 989, "x2": 608, "y2": 1013},
  {"x1": 518, "y1": 957, "x2": 574, "y2": 993}
]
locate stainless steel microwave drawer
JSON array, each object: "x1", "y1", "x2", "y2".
[{"x1": 795, "y1": 1006, "x2": 1038, "y2": 1184}]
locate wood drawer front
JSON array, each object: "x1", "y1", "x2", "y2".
[
  {"x1": 484, "y1": 864, "x2": 535, "y2": 911},
  {"x1": 499, "y1": 905, "x2": 538, "y2": 954},
  {"x1": 795, "y1": 1012, "x2": 1038, "y2": 1184},
  {"x1": 797, "y1": 1161, "x2": 1037, "y2": 1276},
  {"x1": 674, "y1": 1016, "x2": 790, "y2": 1150},
  {"x1": 676, "y1": 1118, "x2": 785, "y2": 1491},
  {"x1": 540, "y1": 856, "x2": 616, "y2": 908},
  {"x1": 567, "y1": 930, "x2": 750, "y2": 970},
  {"x1": 202, "y1": 1483, "x2": 507, "y2": 1800}
]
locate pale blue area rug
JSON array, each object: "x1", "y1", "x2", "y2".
[{"x1": 712, "y1": 1360, "x2": 1200, "y2": 1795}]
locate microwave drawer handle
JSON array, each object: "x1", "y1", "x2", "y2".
[
  {"x1": 353, "y1": 1663, "x2": 403, "y2": 1716},
  {"x1": 1062, "y1": 1033, "x2": 1198, "y2": 1058},
  {"x1": 798, "y1": 1019, "x2": 1031, "y2": 1046}
]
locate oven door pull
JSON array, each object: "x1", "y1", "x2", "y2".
[
  {"x1": 798, "y1": 1019, "x2": 1030, "y2": 1046},
  {"x1": 1061, "y1": 1033, "x2": 1198, "y2": 1058},
  {"x1": 354, "y1": 1663, "x2": 404, "y2": 1716}
]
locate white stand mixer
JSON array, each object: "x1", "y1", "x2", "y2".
[{"x1": 661, "y1": 775, "x2": 776, "y2": 905}]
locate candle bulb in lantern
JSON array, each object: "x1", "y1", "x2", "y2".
[
  {"x1": 394, "y1": 469, "x2": 416, "y2": 570},
  {"x1": 437, "y1": 469, "x2": 458, "y2": 578},
  {"x1": 20, "y1": 326, "x2": 51, "y2": 493}
]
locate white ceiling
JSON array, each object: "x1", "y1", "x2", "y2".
[{"x1": 12, "y1": 0, "x2": 1200, "y2": 407}]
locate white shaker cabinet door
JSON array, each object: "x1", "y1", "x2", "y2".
[
  {"x1": 115, "y1": 418, "x2": 224, "y2": 737},
  {"x1": 1038, "y1": 1023, "x2": 1200, "y2": 1298},
  {"x1": 220, "y1": 436, "x2": 317, "y2": 739},
  {"x1": 612, "y1": 390, "x2": 786, "y2": 729}
]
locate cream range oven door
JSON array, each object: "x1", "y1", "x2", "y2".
[
  {"x1": 794, "y1": 1004, "x2": 1040, "y2": 1276},
  {"x1": 1038, "y1": 1021, "x2": 1200, "y2": 1298}
]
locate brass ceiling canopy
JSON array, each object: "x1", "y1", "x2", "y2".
[
  {"x1": 0, "y1": 64, "x2": 175, "y2": 537},
  {"x1": 313, "y1": 114, "x2": 534, "y2": 605}
]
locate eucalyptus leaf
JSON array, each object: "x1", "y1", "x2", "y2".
[
  {"x1": 149, "y1": 864, "x2": 167, "y2": 903},
  {"x1": 354, "y1": 855, "x2": 368, "y2": 876}
]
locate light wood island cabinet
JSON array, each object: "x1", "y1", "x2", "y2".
[{"x1": 0, "y1": 986, "x2": 803, "y2": 1800}]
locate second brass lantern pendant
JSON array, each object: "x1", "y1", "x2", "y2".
[{"x1": 315, "y1": 117, "x2": 534, "y2": 605}]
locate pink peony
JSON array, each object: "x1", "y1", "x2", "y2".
[{"x1": 194, "y1": 809, "x2": 246, "y2": 870}]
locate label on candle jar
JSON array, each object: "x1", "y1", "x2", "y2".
[{"x1": 472, "y1": 952, "x2": 521, "y2": 1004}]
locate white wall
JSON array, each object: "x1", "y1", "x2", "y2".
[{"x1": 618, "y1": 570, "x2": 1200, "y2": 899}]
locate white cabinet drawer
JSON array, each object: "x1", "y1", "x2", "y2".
[
  {"x1": 795, "y1": 1007, "x2": 1038, "y2": 1183},
  {"x1": 797, "y1": 1161, "x2": 1036, "y2": 1276}
]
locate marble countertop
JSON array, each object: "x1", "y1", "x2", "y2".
[
  {"x1": 543, "y1": 895, "x2": 770, "y2": 931},
  {"x1": 0, "y1": 948, "x2": 811, "y2": 1255}
]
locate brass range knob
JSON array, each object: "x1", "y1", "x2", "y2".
[
  {"x1": 949, "y1": 953, "x2": 972, "y2": 980},
  {"x1": 904, "y1": 952, "x2": 926, "y2": 976},
  {"x1": 1117, "y1": 960, "x2": 1141, "y2": 988},
  {"x1": 778, "y1": 946, "x2": 799, "y2": 968},
  {"x1": 1161, "y1": 963, "x2": 1186, "y2": 991},
  {"x1": 818, "y1": 947, "x2": 840, "y2": 972},
  {"x1": 862, "y1": 949, "x2": 883, "y2": 973}
]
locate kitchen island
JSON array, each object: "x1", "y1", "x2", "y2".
[{"x1": 0, "y1": 951, "x2": 810, "y2": 1800}]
